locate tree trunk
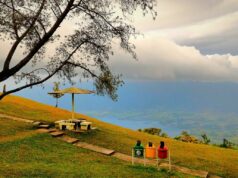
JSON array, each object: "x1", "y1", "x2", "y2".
[{"x1": 55, "y1": 98, "x2": 58, "y2": 108}]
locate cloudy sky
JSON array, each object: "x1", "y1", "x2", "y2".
[
  {"x1": 1, "y1": 0, "x2": 238, "y2": 85},
  {"x1": 109, "y1": 0, "x2": 238, "y2": 82}
]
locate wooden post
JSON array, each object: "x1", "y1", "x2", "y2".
[
  {"x1": 169, "y1": 150, "x2": 171, "y2": 171},
  {"x1": 72, "y1": 93, "x2": 75, "y2": 119},
  {"x1": 132, "y1": 148, "x2": 134, "y2": 165},
  {"x1": 156, "y1": 148, "x2": 159, "y2": 169},
  {"x1": 3, "y1": 84, "x2": 6, "y2": 93},
  {"x1": 143, "y1": 149, "x2": 146, "y2": 166}
]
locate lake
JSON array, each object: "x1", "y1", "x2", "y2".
[{"x1": 15, "y1": 80, "x2": 238, "y2": 143}]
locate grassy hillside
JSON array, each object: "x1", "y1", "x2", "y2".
[
  {"x1": 0, "y1": 119, "x2": 189, "y2": 178},
  {"x1": 1, "y1": 95, "x2": 238, "y2": 177},
  {"x1": 0, "y1": 124, "x2": 187, "y2": 178}
]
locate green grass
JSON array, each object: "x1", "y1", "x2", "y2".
[
  {"x1": 1, "y1": 95, "x2": 238, "y2": 177},
  {"x1": 0, "y1": 131, "x2": 189, "y2": 178},
  {"x1": 67, "y1": 126, "x2": 238, "y2": 178},
  {"x1": 0, "y1": 118, "x2": 33, "y2": 136}
]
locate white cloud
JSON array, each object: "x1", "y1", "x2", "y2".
[
  {"x1": 110, "y1": 36, "x2": 238, "y2": 81},
  {"x1": 133, "y1": 0, "x2": 238, "y2": 55},
  {"x1": 134, "y1": 0, "x2": 238, "y2": 30},
  {"x1": 153, "y1": 11, "x2": 238, "y2": 44}
]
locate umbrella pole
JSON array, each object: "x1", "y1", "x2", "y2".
[{"x1": 72, "y1": 93, "x2": 75, "y2": 119}]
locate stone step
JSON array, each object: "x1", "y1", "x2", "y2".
[
  {"x1": 208, "y1": 174, "x2": 222, "y2": 178},
  {"x1": 36, "y1": 128, "x2": 51, "y2": 133},
  {"x1": 50, "y1": 131, "x2": 64, "y2": 137},
  {"x1": 38, "y1": 124, "x2": 50, "y2": 129},
  {"x1": 48, "y1": 128, "x2": 58, "y2": 133},
  {"x1": 57, "y1": 135, "x2": 79, "y2": 144},
  {"x1": 32, "y1": 121, "x2": 42, "y2": 126},
  {"x1": 74, "y1": 142, "x2": 115, "y2": 155}
]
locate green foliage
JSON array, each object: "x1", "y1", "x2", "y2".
[
  {"x1": 137, "y1": 128, "x2": 169, "y2": 138},
  {"x1": 53, "y1": 82, "x2": 61, "y2": 93},
  {"x1": 49, "y1": 82, "x2": 64, "y2": 107},
  {"x1": 0, "y1": 0, "x2": 157, "y2": 101},
  {"x1": 201, "y1": 133, "x2": 211, "y2": 144},
  {"x1": 143, "y1": 128, "x2": 162, "y2": 136},
  {"x1": 160, "y1": 132, "x2": 169, "y2": 138},
  {"x1": 181, "y1": 131, "x2": 189, "y2": 136},
  {"x1": 220, "y1": 138, "x2": 235, "y2": 149},
  {"x1": 175, "y1": 131, "x2": 200, "y2": 144}
]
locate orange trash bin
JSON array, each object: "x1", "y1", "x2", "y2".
[{"x1": 145, "y1": 142, "x2": 156, "y2": 159}]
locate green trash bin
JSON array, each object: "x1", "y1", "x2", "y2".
[{"x1": 133, "y1": 140, "x2": 144, "y2": 157}]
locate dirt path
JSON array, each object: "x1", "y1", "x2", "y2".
[{"x1": 0, "y1": 113, "x2": 33, "y2": 123}]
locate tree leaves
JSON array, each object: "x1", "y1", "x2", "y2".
[{"x1": 0, "y1": 0, "x2": 156, "y2": 101}]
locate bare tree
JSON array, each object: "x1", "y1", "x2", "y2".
[{"x1": 0, "y1": 0, "x2": 157, "y2": 101}]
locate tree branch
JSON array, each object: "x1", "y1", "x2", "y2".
[
  {"x1": 52, "y1": 0, "x2": 63, "y2": 14},
  {"x1": 20, "y1": 6, "x2": 47, "y2": 34},
  {"x1": 0, "y1": 0, "x2": 75, "y2": 83},
  {"x1": 78, "y1": 4, "x2": 120, "y2": 35},
  {"x1": 0, "y1": 39, "x2": 84, "y2": 100},
  {"x1": 2, "y1": 0, "x2": 46, "y2": 71},
  {"x1": 14, "y1": 68, "x2": 50, "y2": 79},
  {"x1": 10, "y1": 0, "x2": 19, "y2": 39},
  {"x1": 66, "y1": 61, "x2": 99, "y2": 79}
]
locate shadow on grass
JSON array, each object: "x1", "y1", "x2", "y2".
[{"x1": 127, "y1": 165, "x2": 179, "y2": 177}]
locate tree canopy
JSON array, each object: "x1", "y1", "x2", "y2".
[
  {"x1": 49, "y1": 82, "x2": 64, "y2": 107},
  {"x1": 0, "y1": 0, "x2": 156, "y2": 100}
]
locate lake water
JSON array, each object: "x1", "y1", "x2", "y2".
[
  {"x1": 14, "y1": 80, "x2": 238, "y2": 142},
  {"x1": 86, "y1": 114, "x2": 181, "y2": 136}
]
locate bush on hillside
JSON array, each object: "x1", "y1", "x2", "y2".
[
  {"x1": 160, "y1": 132, "x2": 169, "y2": 138},
  {"x1": 220, "y1": 138, "x2": 235, "y2": 149},
  {"x1": 201, "y1": 133, "x2": 211, "y2": 144},
  {"x1": 138, "y1": 128, "x2": 169, "y2": 138},
  {"x1": 175, "y1": 131, "x2": 200, "y2": 144},
  {"x1": 143, "y1": 128, "x2": 162, "y2": 135}
]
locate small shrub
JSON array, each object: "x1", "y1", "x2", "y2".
[
  {"x1": 220, "y1": 138, "x2": 235, "y2": 149},
  {"x1": 143, "y1": 128, "x2": 162, "y2": 136},
  {"x1": 175, "y1": 131, "x2": 200, "y2": 144},
  {"x1": 161, "y1": 132, "x2": 168, "y2": 138},
  {"x1": 138, "y1": 128, "x2": 169, "y2": 138},
  {"x1": 201, "y1": 133, "x2": 211, "y2": 144}
]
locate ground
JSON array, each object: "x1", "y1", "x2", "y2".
[
  {"x1": 0, "y1": 95, "x2": 238, "y2": 177},
  {"x1": 0, "y1": 118, "x2": 190, "y2": 178}
]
